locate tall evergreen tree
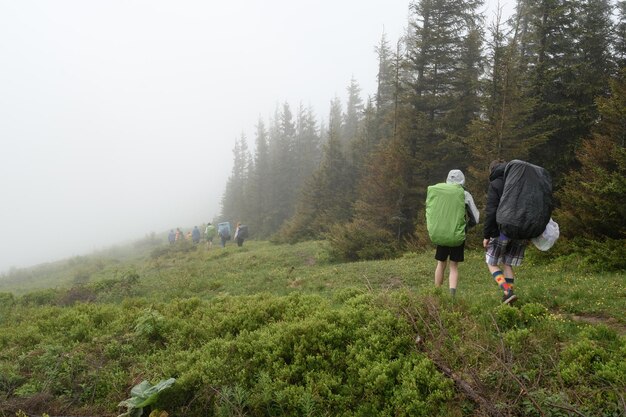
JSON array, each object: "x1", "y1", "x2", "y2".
[
  {"x1": 277, "y1": 98, "x2": 356, "y2": 242},
  {"x1": 294, "y1": 103, "x2": 322, "y2": 188},
  {"x1": 343, "y1": 77, "x2": 364, "y2": 154},
  {"x1": 249, "y1": 119, "x2": 272, "y2": 237},
  {"x1": 374, "y1": 32, "x2": 397, "y2": 143},
  {"x1": 351, "y1": 97, "x2": 379, "y2": 179},
  {"x1": 466, "y1": 1, "x2": 547, "y2": 188},
  {"x1": 404, "y1": 0, "x2": 484, "y2": 184},
  {"x1": 521, "y1": 0, "x2": 613, "y2": 182},
  {"x1": 556, "y1": 72, "x2": 626, "y2": 242},
  {"x1": 615, "y1": 1, "x2": 626, "y2": 69},
  {"x1": 352, "y1": 133, "x2": 418, "y2": 240},
  {"x1": 264, "y1": 103, "x2": 299, "y2": 232},
  {"x1": 221, "y1": 134, "x2": 251, "y2": 224}
]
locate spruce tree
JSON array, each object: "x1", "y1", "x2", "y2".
[
  {"x1": 249, "y1": 119, "x2": 272, "y2": 237},
  {"x1": 556, "y1": 72, "x2": 626, "y2": 245},
  {"x1": 343, "y1": 77, "x2": 364, "y2": 154},
  {"x1": 221, "y1": 135, "x2": 251, "y2": 224},
  {"x1": 466, "y1": 1, "x2": 547, "y2": 188},
  {"x1": 404, "y1": 0, "x2": 483, "y2": 184},
  {"x1": 615, "y1": 1, "x2": 626, "y2": 69},
  {"x1": 277, "y1": 98, "x2": 356, "y2": 242},
  {"x1": 374, "y1": 32, "x2": 397, "y2": 143},
  {"x1": 294, "y1": 103, "x2": 322, "y2": 188},
  {"x1": 522, "y1": 0, "x2": 613, "y2": 182},
  {"x1": 265, "y1": 103, "x2": 299, "y2": 232},
  {"x1": 351, "y1": 97, "x2": 379, "y2": 179}
]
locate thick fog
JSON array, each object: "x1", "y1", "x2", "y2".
[{"x1": 0, "y1": 0, "x2": 512, "y2": 273}]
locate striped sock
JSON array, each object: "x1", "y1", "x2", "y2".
[
  {"x1": 505, "y1": 278, "x2": 514, "y2": 291},
  {"x1": 492, "y1": 271, "x2": 512, "y2": 293}
]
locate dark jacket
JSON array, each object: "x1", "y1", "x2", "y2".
[{"x1": 483, "y1": 163, "x2": 507, "y2": 239}]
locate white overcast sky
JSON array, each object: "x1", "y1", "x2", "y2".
[{"x1": 0, "y1": 0, "x2": 514, "y2": 273}]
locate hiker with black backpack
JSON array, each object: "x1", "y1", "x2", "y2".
[
  {"x1": 484, "y1": 160, "x2": 520, "y2": 304},
  {"x1": 426, "y1": 169, "x2": 480, "y2": 297},
  {"x1": 192, "y1": 226, "x2": 201, "y2": 244},
  {"x1": 483, "y1": 159, "x2": 553, "y2": 305},
  {"x1": 234, "y1": 222, "x2": 249, "y2": 247}
]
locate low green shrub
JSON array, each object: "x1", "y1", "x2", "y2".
[
  {"x1": 326, "y1": 219, "x2": 401, "y2": 262},
  {"x1": 558, "y1": 326, "x2": 626, "y2": 415},
  {"x1": 157, "y1": 292, "x2": 453, "y2": 416},
  {"x1": 532, "y1": 236, "x2": 626, "y2": 272},
  {"x1": 18, "y1": 288, "x2": 60, "y2": 306},
  {"x1": 134, "y1": 308, "x2": 167, "y2": 344}
]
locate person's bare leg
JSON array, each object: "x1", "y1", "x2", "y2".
[
  {"x1": 449, "y1": 261, "x2": 459, "y2": 293},
  {"x1": 435, "y1": 260, "x2": 447, "y2": 287},
  {"x1": 487, "y1": 264, "x2": 501, "y2": 274},
  {"x1": 502, "y1": 264, "x2": 514, "y2": 279}
]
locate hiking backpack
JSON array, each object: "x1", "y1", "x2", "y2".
[
  {"x1": 425, "y1": 183, "x2": 466, "y2": 247},
  {"x1": 237, "y1": 225, "x2": 249, "y2": 239},
  {"x1": 496, "y1": 160, "x2": 553, "y2": 240},
  {"x1": 205, "y1": 224, "x2": 216, "y2": 239},
  {"x1": 218, "y1": 222, "x2": 231, "y2": 240}
]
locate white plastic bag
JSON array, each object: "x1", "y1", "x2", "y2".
[{"x1": 531, "y1": 218, "x2": 560, "y2": 251}]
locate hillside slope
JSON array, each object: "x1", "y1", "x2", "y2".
[{"x1": 0, "y1": 240, "x2": 624, "y2": 416}]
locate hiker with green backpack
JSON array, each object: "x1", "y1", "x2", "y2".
[
  {"x1": 426, "y1": 169, "x2": 480, "y2": 297},
  {"x1": 205, "y1": 222, "x2": 217, "y2": 250}
]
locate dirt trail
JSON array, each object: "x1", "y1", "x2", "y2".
[{"x1": 569, "y1": 314, "x2": 626, "y2": 335}]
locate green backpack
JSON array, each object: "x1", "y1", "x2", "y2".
[{"x1": 425, "y1": 183, "x2": 466, "y2": 247}]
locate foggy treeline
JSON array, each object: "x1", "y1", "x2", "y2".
[{"x1": 219, "y1": 0, "x2": 626, "y2": 260}]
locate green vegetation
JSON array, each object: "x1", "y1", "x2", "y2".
[
  {"x1": 118, "y1": 378, "x2": 176, "y2": 417},
  {"x1": 0, "y1": 240, "x2": 624, "y2": 416}
]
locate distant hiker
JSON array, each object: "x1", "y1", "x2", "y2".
[
  {"x1": 192, "y1": 226, "x2": 201, "y2": 244},
  {"x1": 175, "y1": 228, "x2": 183, "y2": 242},
  {"x1": 234, "y1": 222, "x2": 249, "y2": 247},
  {"x1": 205, "y1": 222, "x2": 217, "y2": 249},
  {"x1": 218, "y1": 222, "x2": 231, "y2": 248},
  {"x1": 484, "y1": 159, "x2": 553, "y2": 305},
  {"x1": 168, "y1": 229, "x2": 175, "y2": 245},
  {"x1": 186, "y1": 231, "x2": 192, "y2": 241},
  {"x1": 426, "y1": 169, "x2": 479, "y2": 297}
]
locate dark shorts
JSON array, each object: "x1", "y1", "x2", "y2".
[
  {"x1": 435, "y1": 242, "x2": 465, "y2": 262},
  {"x1": 485, "y1": 236, "x2": 527, "y2": 266}
]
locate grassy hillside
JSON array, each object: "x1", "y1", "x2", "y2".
[{"x1": 0, "y1": 240, "x2": 624, "y2": 416}]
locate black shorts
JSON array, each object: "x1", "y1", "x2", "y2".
[{"x1": 435, "y1": 242, "x2": 465, "y2": 262}]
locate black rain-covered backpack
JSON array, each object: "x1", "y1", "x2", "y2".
[{"x1": 496, "y1": 160, "x2": 552, "y2": 239}]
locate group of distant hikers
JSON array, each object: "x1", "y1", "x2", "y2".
[
  {"x1": 168, "y1": 222, "x2": 249, "y2": 249},
  {"x1": 205, "y1": 222, "x2": 249, "y2": 248},
  {"x1": 426, "y1": 159, "x2": 558, "y2": 305}
]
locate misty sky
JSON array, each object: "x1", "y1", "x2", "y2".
[{"x1": 0, "y1": 0, "x2": 513, "y2": 273}]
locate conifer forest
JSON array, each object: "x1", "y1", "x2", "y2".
[{"x1": 220, "y1": 0, "x2": 626, "y2": 267}]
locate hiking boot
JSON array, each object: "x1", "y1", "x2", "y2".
[{"x1": 502, "y1": 290, "x2": 518, "y2": 305}]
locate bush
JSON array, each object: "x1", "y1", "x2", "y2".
[
  {"x1": 558, "y1": 327, "x2": 626, "y2": 415},
  {"x1": 19, "y1": 289, "x2": 61, "y2": 306},
  {"x1": 157, "y1": 292, "x2": 453, "y2": 416},
  {"x1": 327, "y1": 219, "x2": 401, "y2": 262},
  {"x1": 540, "y1": 237, "x2": 626, "y2": 272}
]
